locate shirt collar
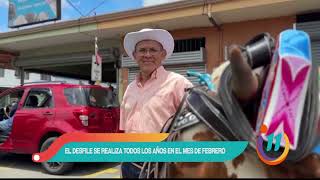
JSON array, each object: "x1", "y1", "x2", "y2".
[{"x1": 136, "y1": 66, "x2": 166, "y2": 86}]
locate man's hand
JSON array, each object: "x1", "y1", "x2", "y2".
[{"x1": 3, "y1": 106, "x2": 10, "y2": 119}]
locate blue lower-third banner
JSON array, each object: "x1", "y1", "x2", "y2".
[{"x1": 47, "y1": 141, "x2": 248, "y2": 162}]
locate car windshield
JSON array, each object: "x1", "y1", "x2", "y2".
[{"x1": 64, "y1": 87, "x2": 117, "y2": 108}]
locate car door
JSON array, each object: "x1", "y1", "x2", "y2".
[
  {"x1": 0, "y1": 88, "x2": 24, "y2": 150},
  {"x1": 12, "y1": 88, "x2": 55, "y2": 153}
]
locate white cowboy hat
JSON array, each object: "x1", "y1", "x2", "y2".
[{"x1": 124, "y1": 28, "x2": 174, "y2": 61}]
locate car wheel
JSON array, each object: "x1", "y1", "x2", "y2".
[{"x1": 40, "y1": 137, "x2": 74, "y2": 175}]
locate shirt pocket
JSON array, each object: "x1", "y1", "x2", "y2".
[
  {"x1": 144, "y1": 92, "x2": 175, "y2": 121},
  {"x1": 142, "y1": 94, "x2": 168, "y2": 132},
  {"x1": 148, "y1": 93, "x2": 169, "y2": 109}
]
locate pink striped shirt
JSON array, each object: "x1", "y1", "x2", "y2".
[{"x1": 120, "y1": 66, "x2": 193, "y2": 133}]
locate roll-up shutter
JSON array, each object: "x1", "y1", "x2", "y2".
[
  {"x1": 296, "y1": 21, "x2": 320, "y2": 67},
  {"x1": 311, "y1": 41, "x2": 320, "y2": 67},
  {"x1": 14, "y1": 49, "x2": 115, "y2": 68},
  {"x1": 128, "y1": 64, "x2": 206, "y2": 85},
  {"x1": 296, "y1": 21, "x2": 320, "y2": 40},
  {"x1": 122, "y1": 48, "x2": 206, "y2": 68},
  {"x1": 123, "y1": 48, "x2": 206, "y2": 85}
]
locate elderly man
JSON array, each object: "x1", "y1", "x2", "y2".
[{"x1": 120, "y1": 28, "x2": 193, "y2": 178}]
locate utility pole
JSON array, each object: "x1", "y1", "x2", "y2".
[{"x1": 20, "y1": 67, "x2": 24, "y2": 86}]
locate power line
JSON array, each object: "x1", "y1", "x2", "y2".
[
  {"x1": 66, "y1": 1, "x2": 121, "y2": 47},
  {"x1": 85, "y1": 0, "x2": 108, "y2": 17},
  {"x1": 66, "y1": 0, "x2": 85, "y2": 17},
  {"x1": 66, "y1": 0, "x2": 108, "y2": 18}
]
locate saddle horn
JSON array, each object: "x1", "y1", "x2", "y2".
[{"x1": 243, "y1": 33, "x2": 275, "y2": 69}]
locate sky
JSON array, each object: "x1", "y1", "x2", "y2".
[{"x1": 0, "y1": 0, "x2": 182, "y2": 33}]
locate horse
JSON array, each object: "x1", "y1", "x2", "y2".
[
  {"x1": 139, "y1": 41, "x2": 320, "y2": 178},
  {"x1": 166, "y1": 117, "x2": 320, "y2": 178}
]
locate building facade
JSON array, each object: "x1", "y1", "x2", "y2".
[
  {"x1": 0, "y1": 68, "x2": 86, "y2": 93},
  {"x1": 0, "y1": 0, "x2": 318, "y2": 102}
]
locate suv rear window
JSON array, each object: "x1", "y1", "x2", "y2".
[
  {"x1": 64, "y1": 87, "x2": 116, "y2": 108},
  {"x1": 64, "y1": 88, "x2": 87, "y2": 106}
]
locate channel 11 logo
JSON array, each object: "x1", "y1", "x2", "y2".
[{"x1": 256, "y1": 124, "x2": 290, "y2": 165}]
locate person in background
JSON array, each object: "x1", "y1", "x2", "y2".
[{"x1": 0, "y1": 101, "x2": 19, "y2": 136}]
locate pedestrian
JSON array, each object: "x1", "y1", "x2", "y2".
[
  {"x1": 120, "y1": 28, "x2": 193, "y2": 178},
  {"x1": 0, "y1": 101, "x2": 19, "y2": 136}
]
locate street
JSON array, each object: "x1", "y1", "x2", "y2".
[{"x1": 0, "y1": 153, "x2": 121, "y2": 178}]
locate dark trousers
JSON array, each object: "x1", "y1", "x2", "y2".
[{"x1": 121, "y1": 162, "x2": 143, "y2": 178}]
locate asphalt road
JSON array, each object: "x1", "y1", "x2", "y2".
[{"x1": 0, "y1": 153, "x2": 121, "y2": 178}]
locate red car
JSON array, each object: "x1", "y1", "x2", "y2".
[{"x1": 0, "y1": 82, "x2": 121, "y2": 175}]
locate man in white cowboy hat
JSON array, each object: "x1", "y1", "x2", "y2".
[{"x1": 120, "y1": 28, "x2": 193, "y2": 178}]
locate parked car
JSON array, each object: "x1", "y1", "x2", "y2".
[{"x1": 0, "y1": 82, "x2": 121, "y2": 175}]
